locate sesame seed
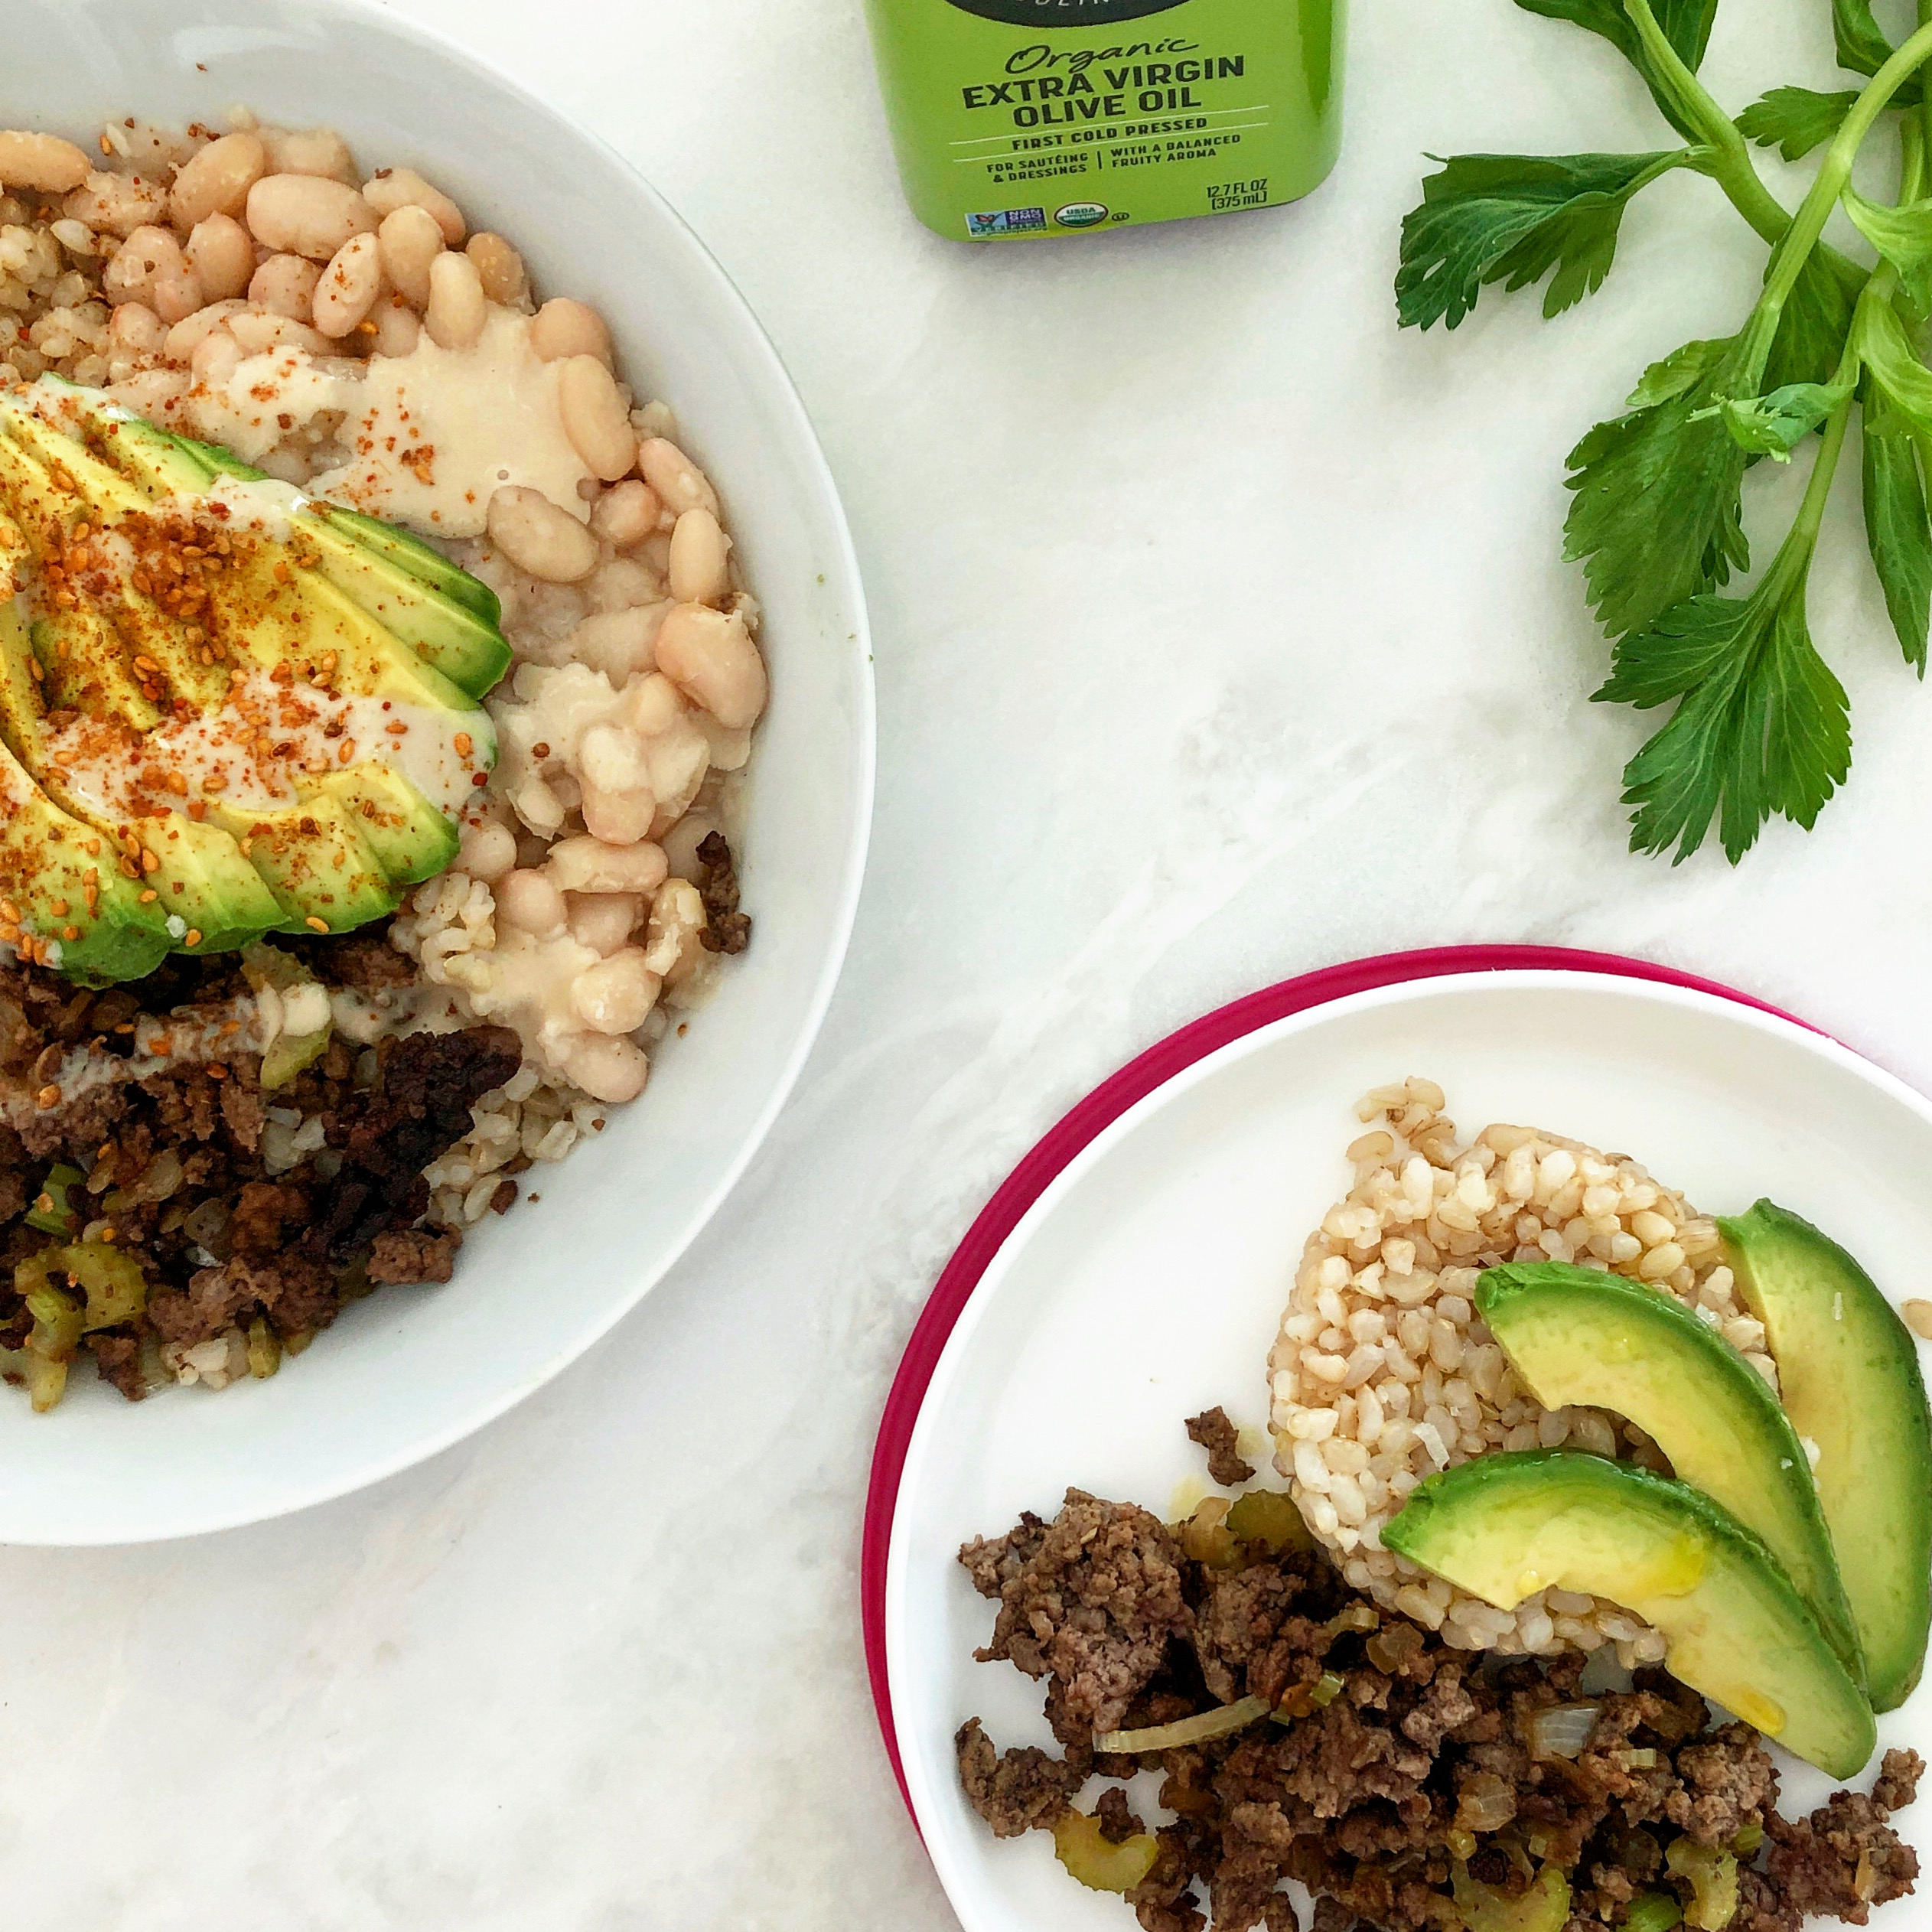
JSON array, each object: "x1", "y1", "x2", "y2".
[
  {"x1": 454, "y1": 732, "x2": 473, "y2": 758},
  {"x1": 184, "y1": 930, "x2": 202, "y2": 947},
  {"x1": 34, "y1": 1085, "x2": 59, "y2": 1110},
  {"x1": 304, "y1": 915, "x2": 329, "y2": 933}
]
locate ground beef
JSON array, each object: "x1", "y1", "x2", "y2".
[
  {"x1": 696, "y1": 831, "x2": 751, "y2": 955},
  {"x1": 956, "y1": 1717, "x2": 1086, "y2": 1838},
  {"x1": 0, "y1": 943, "x2": 526, "y2": 1399},
  {"x1": 963, "y1": 1487, "x2": 1192, "y2": 1737},
  {"x1": 1187, "y1": 1407, "x2": 1255, "y2": 1487},
  {"x1": 366, "y1": 1229, "x2": 460, "y2": 1285},
  {"x1": 957, "y1": 1445, "x2": 1923, "y2": 1932}
]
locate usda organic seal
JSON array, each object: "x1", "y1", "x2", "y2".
[{"x1": 1054, "y1": 200, "x2": 1109, "y2": 230}]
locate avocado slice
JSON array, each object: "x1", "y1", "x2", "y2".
[
  {"x1": 322, "y1": 763, "x2": 460, "y2": 887},
  {"x1": 0, "y1": 728, "x2": 168, "y2": 984},
  {"x1": 207, "y1": 790, "x2": 398, "y2": 936},
  {"x1": 0, "y1": 606, "x2": 283, "y2": 954},
  {"x1": 51, "y1": 395, "x2": 510, "y2": 700},
  {"x1": 1383, "y1": 1449, "x2": 1876, "y2": 1778},
  {"x1": 1476, "y1": 1261, "x2": 1864, "y2": 1686},
  {"x1": 1721, "y1": 1201, "x2": 1932, "y2": 1712}
]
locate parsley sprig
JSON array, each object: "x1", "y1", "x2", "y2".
[{"x1": 1398, "y1": 0, "x2": 1932, "y2": 862}]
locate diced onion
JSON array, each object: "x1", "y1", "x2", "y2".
[
  {"x1": 1095, "y1": 1695, "x2": 1269, "y2": 1754},
  {"x1": 1529, "y1": 1702, "x2": 1601, "y2": 1759}
]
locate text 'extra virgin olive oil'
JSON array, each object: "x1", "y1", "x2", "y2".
[{"x1": 863, "y1": 0, "x2": 1344, "y2": 243}]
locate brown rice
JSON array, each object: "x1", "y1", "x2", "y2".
[{"x1": 1267, "y1": 1077, "x2": 1777, "y2": 1666}]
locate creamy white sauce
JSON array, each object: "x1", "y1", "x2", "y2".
[
  {"x1": 41, "y1": 667, "x2": 481, "y2": 821},
  {"x1": 311, "y1": 310, "x2": 592, "y2": 537}
]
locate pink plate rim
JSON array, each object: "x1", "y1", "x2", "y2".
[{"x1": 858, "y1": 944, "x2": 1820, "y2": 1821}]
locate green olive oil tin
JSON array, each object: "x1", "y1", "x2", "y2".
[{"x1": 863, "y1": 0, "x2": 1344, "y2": 242}]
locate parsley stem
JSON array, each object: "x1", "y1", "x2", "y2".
[
  {"x1": 1621, "y1": 0, "x2": 1862, "y2": 296},
  {"x1": 1745, "y1": 20, "x2": 1932, "y2": 380},
  {"x1": 1921, "y1": 0, "x2": 1932, "y2": 172}
]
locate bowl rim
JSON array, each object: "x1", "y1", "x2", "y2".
[{"x1": 0, "y1": 0, "x2": 877, "y2": 1541}]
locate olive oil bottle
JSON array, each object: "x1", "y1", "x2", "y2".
[{"x1": 863, "y1": 0, "x2": 1344, "y2": 242}]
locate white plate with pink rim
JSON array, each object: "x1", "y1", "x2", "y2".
[{"x1": 877, "y1": 954, "x2": 1930, "y2": 1931}]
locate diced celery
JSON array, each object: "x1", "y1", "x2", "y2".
[
  {"x1": 1226, "y1": 1488, "x2": 1315, "y2": 1552},
  {"x1": 24, "y1": 1163, "x2": 83, "y2": 1236},
  {"x1": 18, "y1": 1243, "x2": 147, "y2": 1331},
  {"x1": 1666, "y1": 1841, "x2": 1740, "y2": 1930},
  {"x1": 260, "y1": 1024, "x2": 331, "y2": 1090},
  {"x1": 246, "y1": 1318, "x2": 281, "y2": 1379},
  {"x1": 1451, "y1": 1863, "x2": 1572, "y2": 1932},
  {"x1": 1051, "y1": 1811, "x2": 1160, "y2": 1893},
  {"x1": 1625, "y1": 1892, "x2": 1683, "y2": 1932}
]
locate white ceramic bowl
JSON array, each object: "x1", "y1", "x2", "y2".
[{"x1": 0, "y1": 0, "x2": 875, "y2": 1543}]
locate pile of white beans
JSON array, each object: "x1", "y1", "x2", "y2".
[{"x1": 0, "y1": 116, "x2": 767, "y2": 1109}]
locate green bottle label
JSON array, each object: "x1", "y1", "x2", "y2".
[{"x1": 863, "y1": 0, "x2": 1344, "y2": 242}]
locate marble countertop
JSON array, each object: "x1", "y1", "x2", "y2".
[{"x1": 8, "y1": 1, "x2": 1930, "y2": 1925}]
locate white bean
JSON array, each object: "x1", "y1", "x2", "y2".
[
  {"x1": 569, "y1": 605, "x2": 666, "y2": 684},
  {"x1": 169, "y1": 131, "x2": 266, "y2": 226},
  {"x1": 653, "y1": 603, "x2": 767, "y2": 728},
  {"x1": 312, "y1": 230, "x2": 384, "y2": 338},
  {"x1": 544, "y1": 836, "x2": 667, "y2": 896},
  {"x1": 494, "y1": 868, "x2": 566, "y2": 937},
  {"x1": 562, "y1": 1034, "x2": 649, "y2": 1105},
  {"x1": 190, "y1": 327, "x2": 243, "y2": 389},
  {"x1": 566, "y1": 892, "x2": 642, "y2": 957},
  {"x1": 184, "y1": 213, "x2": 252, "y2": 302},
  {"x1": 590, "y1": 479, "x2": 664, "y2": 549},
  {"x1": 65, "y1": 169, "x2": 167, "y2": 239},
  {"x1": 572, "y1": 950, "x2": 661, "y2": 1035},
  {"x1": 226, "y1": 308, "x2": 330, "y2": 357},
  {"x1": 376, "y1": 204, "x2": 442, "y2": 311},
  {"x1": 247, "y1": 252, "x2": 321, "y2": 320},
  {"x1": 0, "y1": 130, "x2": 92, "y2": 194},
  {"x1": 555, "y1": 353, "x2": 637, "y2": 482},
  {"x1": 163, "y1": 298, "x2": 248, "y2": 365},
  {"x1": 264, "y1": 126, "x2": 357, "y2": 183},
  {"x1": 366, "y1": 294, "x2": 421, "y2": 359},
  {"x1": 423, "y1": 249, "x2": 485, "y2": 350},
  {"x1": 486, "y1": 486, "x2": 597, "y2": 583},
  {"x1": 245, "y1": 174, "x2": 377, "y2": 259},
  {"x1": 465, "y1": 231, "x2": 526, "y2": 306},
  {"x1": 362, "y1": 166, "x2": 465, "y2": 245},
  {"x1": 103, "y1": 225, "x2": 201, "y2": 325},
  {"x1": 582, "y1": 559, "x2": 660, "y2": 616},
  {"x1": 108, "y1": 301, "x2": 166, "y2": 354},
  {"x1": 457, "y1": 817, "x2": 517, "y2": 882},
  {"x1": 668, "y1": 507, "x2": 731, "y2": 606},
  {"x1": 531, "y1": 297, "x2": 611, "y2": 365},
  {"x1": 636, "y1": 437, "x2": 719, "y2": 518},
  {"x1": 643, "y1": 878, "x2": 707, "y2": 982}
]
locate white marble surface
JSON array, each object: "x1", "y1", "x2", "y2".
[{"x1": 7, "y1": 1, "x2": 1932, "y2": 1925}]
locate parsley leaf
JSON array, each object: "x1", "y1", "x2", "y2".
[
  {"x1": 1832, "y1": 0, "x2": 1924, "y2": 96},
  {"x1": 1763, "y1": 251, "x2": 1861, "y2": 392},
  {"x1": 1564, "y1": 338, "x2": 1751, "y2": 637},
  {"x1": 1396, "y1": 152, "x2": 1684, "y2": 331},
  {"x1": 1737, "y1": 86, "x2": 1858, "y2": 161},
  {"x1": 1842, "y1": 186, "x2": 1932, "y2": 313},
  {"x1": 1595, "y1": 573, "x2": 1851, "y2": 862},
  {"x1": 1862, "y1": 379, "x2": 1932, "y2": 671},
  {"x1": 1852, "y1": 300, "x2": 1932, "y2": 668},
  {"x1": 1515, "y1": 0, "x2": 1722, "y2": 138},
  {"x1": 1702, "y1": 380, "x2": 1855, "y2": 460}
]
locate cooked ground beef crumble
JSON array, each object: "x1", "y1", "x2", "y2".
[
  {"x1": 956, "y1": 1414, "x2": 1921, "y2": 1932},
  {"x1": 0, "y1": 933, "x2": 519, "y2": 1400}
]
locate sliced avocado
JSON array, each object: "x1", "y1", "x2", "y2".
[
  {"x1": 1383, "y1": 1449, "x2": 1875, "y2": 1779},
  {"x1": 1476, "y1": 1261, "x2": 1865, "y2": 1686},
  {"x1": 0, "y1": 606, "x2": 284, "y2": 955},
  {"x1": 48, "y1": 392, "x2": 510, "y2": 699},
  {"x1": 1721, "y1": 1201, "x2": 1932, "y2": 1712},
  {"x1": 0, "y1": 739, "x2": 168, "y2": 984},
  {"x1": 322, "y1": 763, "x2": 460, "y2": 886},
  {"x1": 207, "y1": 790, "x2": 399, "y2": 935}
]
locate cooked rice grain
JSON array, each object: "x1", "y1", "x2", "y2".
[{"x1": 1269, "y1": 1078, "x2": 1773, "y2": 1666}]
